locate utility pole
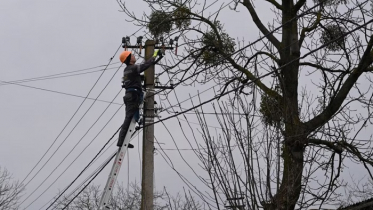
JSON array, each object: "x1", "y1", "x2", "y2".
[
  {"x1": 140, "y1": 39, "x2": 174, "y2": 210},
  {"x1": 141, "y1": 40, "x2": 155, "y2": 210},
  {"x1": 99, "y1": 36, "x2": 175, "y2": 210}
]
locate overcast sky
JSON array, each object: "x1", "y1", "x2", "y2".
[
  {"x1": 0, "y1": 1, "x2": 237, "y2": 209},
  {"x1": 1, "y1": 1, "x2": 372, "y2": 210}
]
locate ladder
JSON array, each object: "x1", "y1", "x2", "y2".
[{"x1": 98, "y1": 94, "x2": 145, "y2": 210}]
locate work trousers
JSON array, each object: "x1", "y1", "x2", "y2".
[{"x1": 117, "y1": 90, "x2": 143, "y2": 147}]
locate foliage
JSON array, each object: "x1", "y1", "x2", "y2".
[
  {"x1": 200, "y1": 21, "x2": 235, "y2": 65},
  {"x1": 147, "y1": 10, "x2": 173, "y2": 38},
  {"x1": 122, "y1": 0, "x2": 373, "y2": 209},
  {"x1": 173, "y1": 5, "x2": 191, "y2": 29},
  {"x1": 320, "y1": 24, "x2": 346, "y2": 51},
  {"x1": 147, "y1": 6, "x2": 191, "y2": 38},
  {"x1": 314, "y1": 0, "x2": 348, "y2": 6},
  {"x1": 259, "y1": 94, "x2": 283, "y2": 126}
]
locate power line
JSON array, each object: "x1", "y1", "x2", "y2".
[
  {"x1": 51, "y1": 2, "x2": 225, "y2": 206},
  {"x1": 20, "y1": 67, "x2": 124, "y2": 206},
  {"x1": 147, "y1": 18, "x2": 373, "y2": 131},
  {"x1": 39, "y1": 138, "x2": 118, "y2": 210},
  {"x1": 0, "y1": 79, "x2": 122, "y2": 105},
  {"x1": 22, "y1": 91, "x2": 124, "y2": 209},
  {"x1": 43, "y1": 1, "x2": 359, "y2": 208},
  {"x1": 155, "y1": 0, "x2": 371, "y2": 120},
  {"x1": 42, "y1": 125, "x2": 121, "y2": 210},
  {"x1": 44, "y1": 129, "x2": 143, "y2": 210},
  {"x1": 60, "y1": 152, "x2": 116, "y2": 210},
  {"x1": 0, "y1": 63, "x2": 120, "y2": 86},
  {"x1": 19, "y1": 44, "x2": 123, "y2": 201},
  {"x1": 30, "y1": 0, "x2": 210, "y2": 206}
]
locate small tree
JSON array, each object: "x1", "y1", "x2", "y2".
[
  {"x1": 51, "y1": 182, "x2": 202, "y2": 210},
  {"x1": 0, "y1": 167, "x2": 24, "y2": 210}
]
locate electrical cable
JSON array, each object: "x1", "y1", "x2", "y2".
[
  {"x1": 0, "y1": 79, "x2": 122, "y2": 105},
  {"x1": 154, "y1": 0, "x2": 370, "y2": 118},
  {"x1": 40, "y1": 1, "x2": 365, "y2": 208},
  {"x1": 19, "y1": 44, "x2": 123, "y2": 201},
  {"x1": 23, "y1": 90, "x2": 124, "y2": 209},
  {"x1": 42, "y1": 125, "x2": 121, "y2": 210},
  {"x1": 29, "y1": 0, "x2": 214, "y2": 198},
  {"x1": 20, "y1": 66, "x2": 124, "y2": 207},
  {"x1": 145, "y1": 18, "x2": 373, "y2": 131},
  {"x1": 0, "y1": 63, "x2": 120, "y2": 86},
  {"x1": 44, "y1": 1, "x2": 225, "y2": 208},
  {"x1": 60, "y1": 152, "x2": 116, "y2": 210},
  {"x1": 40, "y1": 138, "x2": 119, "y2": 210},
  {"x1": 44, "y1": 129, "x2": 143, "y2": 210}
]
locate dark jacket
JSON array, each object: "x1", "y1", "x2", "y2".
[{"x1": 122, "y1": 57, "x2": 155, "y2": 90}]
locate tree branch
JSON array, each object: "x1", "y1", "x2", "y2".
[
  {"x1": 264, "y1": 0, "x2": 283, "y2": 10},
  {"x1": 305, "y1": 35, "x2": 373, "y2": 131},
  {"x1": 225, "y1": 55, "x2": 281, "y2": 98},
  {"x1": 241, "y1": 0, "x2": 281, "y2": 50},
  {"x1": 299, "y1": 62, "x2": 346, "y2": 73},
  {"x1": 307, "y1": 138, "x2": 343, "y2": 154},
  {"x1": 299, "y1": 11, "x2": 321, "y2": 46},
  {"x1": 294, "y1": 0, "x2": 307, "y2": 13}
]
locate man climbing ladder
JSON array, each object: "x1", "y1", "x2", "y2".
[
  {"x1": 117, "y1": 49, "x2": 163, "y2": 147},
  {"x1": 98, "y1": 48, "x2": 164, "y2": 210}
]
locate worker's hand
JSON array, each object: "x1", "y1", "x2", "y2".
[
  {"x1": 153, "y1": 49, "x2": 160, "y2": 58},
  {"x1": 153, "y1": 49, "x2": 164, "y2": 58}
]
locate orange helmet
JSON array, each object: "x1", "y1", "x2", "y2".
[{"x1": 119, "y1": 51, "x2": 131, "y2": 63}]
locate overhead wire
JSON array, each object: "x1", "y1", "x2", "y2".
[
  {"x1": 129, "y1": 2, "x2": 373, "y2": 209},
  {"x1": 154, "y1": 0, "x2": 371, "y2": 119},
  {"x1": 60, "y1": 152, "x2": 117, "y2": 210},
  {"x1": 39, "y1": 137, "x2": 119, "y2": 210},
  {"x1": 40, "y1": 1, "x2": 224, "y2": 208},
  {"x1": 23, "y1": 90, "x2": 124, "y2": 209},
  {"x1": 148, "y1": 16, "x2": 373, "y2": 130},
  {"x1": 44, "y1": 129, "x2": 143, "y2": 210},
  {"x1": 39, "y1": 0, "x2": 370, "y2": 208},
  {"x1": 20, "y1": 65, "x2": 125, "y2": 207},
  {"x1": 0, "y1": 79, "x2": 122, "y2": 105},
  {"x1": 0, "y1": 63, "x2": 120, "y2": 86},
  {"x1": 18, "y1": 44, "x2": 123, "y2": 203}
]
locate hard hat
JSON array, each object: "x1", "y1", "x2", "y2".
[{"x1": 119, "y1": 51, "x2": 131, "y2": 63}]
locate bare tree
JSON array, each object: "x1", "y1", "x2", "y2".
[
  {"x1": 0, "y1": 167, "x2": 24, "y2": 210},
  {"x1": 118, "y1": 0, "x2": 373, "y2": 209},
  {"x1": 51, "y1": 182, "x2": 202, "y2": 210}
]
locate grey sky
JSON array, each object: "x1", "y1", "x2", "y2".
[
  {"x1": 0, "y1": 1, "x2": 226, "y2": 209},
  {"x1": 1, "y1": 0, "x2": 372, "y2": 209}
]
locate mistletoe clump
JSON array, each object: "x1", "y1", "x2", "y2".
[
  {"x1": 147, "y1": 10, "x2": 173, "y2": 38},
  {"x1": 259, "y1": 94, "x2": 283, "y2": 127},
  {"x1": 200, "y1": 21, "x2": 235, "y2": 65},
  {"x1": 173, "y1": 6, "x2": 191, "y2": 29},
  {"x1": 147, "y1": 6, "x2": 191, "y2": 38},
  {"x1": 320, "y1": 24, "x2": 346, "y2": 51},
  {"x1": 313, "y1": 0, "x2": 348, "y2": 6}
]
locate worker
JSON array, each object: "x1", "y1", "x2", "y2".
[{"x1": 117, "y1": 50, "x2": 163, "y2": 147}]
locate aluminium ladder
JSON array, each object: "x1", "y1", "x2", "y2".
[{"x1": 98, "y1": 94, "x2": 145, "y2": 210}]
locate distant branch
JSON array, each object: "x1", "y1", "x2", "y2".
[
  {"x1": 305, "y1": 35, "x2": 373, "y2": 131},
  {"x1": 307, "y1": 138, "x2": 343, "y2": 154},
  {"x1": 241, "y1": 0, "x2": 281, "y2": 50},
  {"x1": 299, "y1": 62, "x2": 346, "y2": 73},
  {"x1": 264, "y1": 0, "x2": 283, "y2": 10},
  {"x1": 299, "y1": 11, "x2": 321, "y2": 46}
]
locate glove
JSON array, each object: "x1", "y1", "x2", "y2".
[
  {"x1": 153, "y1": 49, "x2": 164, "y2": 58},
  {"x1": 153, "y1": 49, "x2": 160, "y2": 58}
]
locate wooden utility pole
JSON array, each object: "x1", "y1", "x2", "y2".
[{"x1": 141, "y1": 40, "x2": 155, "y2": 210}]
